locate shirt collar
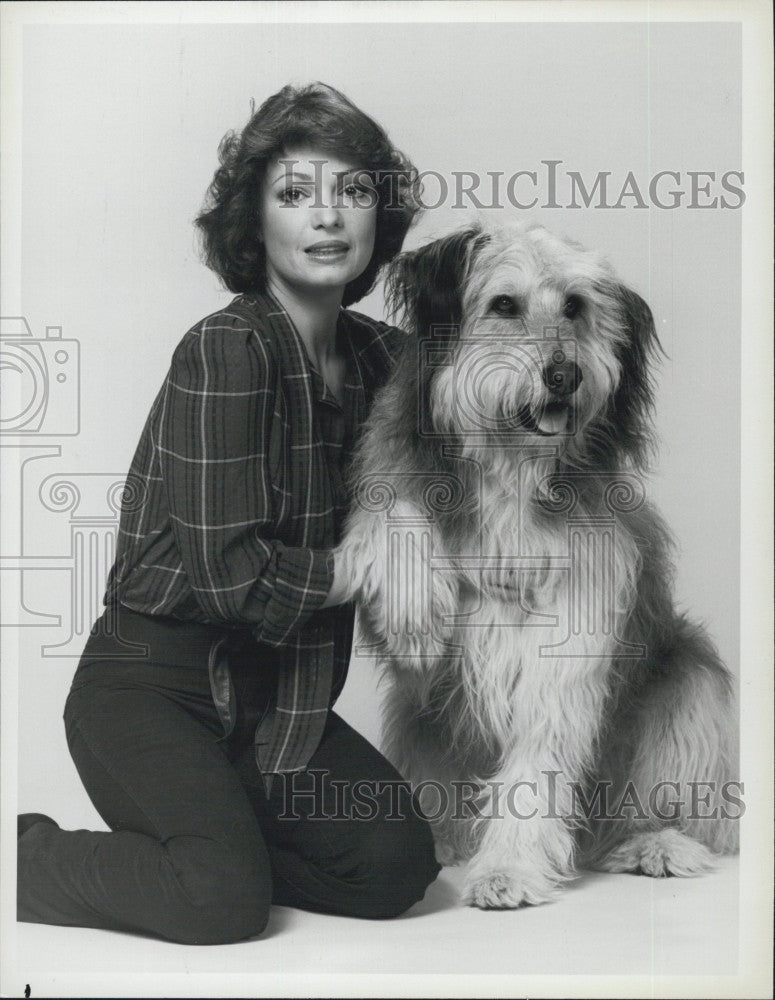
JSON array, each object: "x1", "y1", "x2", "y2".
[{"x1": 239, "y1": 289, "x2": 367, "y2": 417}]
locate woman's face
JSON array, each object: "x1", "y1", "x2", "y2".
[{"x1": 259, "y1": 146, "x2": 377, "y2": 302}]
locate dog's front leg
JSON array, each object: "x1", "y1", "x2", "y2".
[
  {"x1": 462, "y1": 662, "x2": 609, "y2": 909},
  {"x1": 337, "y1": 501, "x2": 459, "y2": 665},
  {"x1": 462, "y1": 753, "x2": 578, "y2": 908}
]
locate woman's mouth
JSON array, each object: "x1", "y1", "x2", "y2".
[{"x1": 305, "y1": 241, "x2": 350, "y2": 261}]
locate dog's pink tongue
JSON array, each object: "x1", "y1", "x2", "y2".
[{"x1": 536, "y1": 404, "x2": 569, "y2": 435}]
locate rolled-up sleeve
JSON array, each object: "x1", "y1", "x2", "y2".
[{"x1": 158, "y1": 315, "x2": 334, "y2": 645}]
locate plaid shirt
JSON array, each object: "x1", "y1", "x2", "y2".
[{"x1": 105, "y1": 290, "x2": 403, "y2": 784}]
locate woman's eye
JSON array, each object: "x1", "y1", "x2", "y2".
[
  {"x1": 563, "y1": 294, "x2": 583, "y2": 318},
  {"x1": 343, "y1": 183, "x2": 375, "y2": 205},
  {"x1": 279, "y1": 187, "x2": 307, "y2": 204},
  {"x1": 490, "y1": 295, "x2": 519, "y2": 317}
]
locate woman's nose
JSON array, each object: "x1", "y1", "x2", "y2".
[{"x1": 311, "y1": 199, "x2": 343, "y2": 228}]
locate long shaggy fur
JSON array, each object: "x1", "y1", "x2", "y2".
[{"x1": 338, "y1": 221, "x2": 739, "y2": 908}]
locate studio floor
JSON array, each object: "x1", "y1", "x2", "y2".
[{"x1": 6, "y1": 855, "x2": 740, "y2": 998}]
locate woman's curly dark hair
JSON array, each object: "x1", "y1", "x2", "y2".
[{"x1": 196, "y1": 82, "x2": 421, "y2": 307}]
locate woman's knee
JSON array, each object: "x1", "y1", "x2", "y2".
[
  {"x1": 349, "y1": 816, "x2": 441, "y2": 919},
  {"x1": 162, "y1": 836, "x2": 272, "y2": 944}
]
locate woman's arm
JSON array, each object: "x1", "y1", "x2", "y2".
[{"x1": 158, "y1": 314, "x2": 339, "y2": 645}]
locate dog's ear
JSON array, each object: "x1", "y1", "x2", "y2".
[
  {"x1": 606, "y1": 284, "x2": 665, "y2": 467},
  {"x1": 617, "y1": 286, "x2": 663, "y2": 358},
  {"x1": 386, "y1": 227, "x2": 490, "y2": 338}
]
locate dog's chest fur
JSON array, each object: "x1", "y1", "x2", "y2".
[{"x1": 379, "y1": 468, "x2": 642, "y2": 768}]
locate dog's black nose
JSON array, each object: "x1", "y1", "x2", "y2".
[{"x1": 542, "y1": 356, "x2": 583, "y2": 397}]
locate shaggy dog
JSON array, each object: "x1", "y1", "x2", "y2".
[{"x1": 337, "y1": 223, "x2": 740, "y2": 909}]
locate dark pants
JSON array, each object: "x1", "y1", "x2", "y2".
[{"x1": 17, "y1": 613, "x2": 440, "y2": 945}]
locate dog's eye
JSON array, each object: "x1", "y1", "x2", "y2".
[
  {"x1": 563, "y1": 294, "x2": 583, "y2": 319},
  {"x1": 490, "y1": 295, "x2": 520, "y2": 317}
]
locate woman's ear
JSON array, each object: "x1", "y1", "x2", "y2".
[{"x1": 386, "y1": 227, "x2": 489, "y2": 338}]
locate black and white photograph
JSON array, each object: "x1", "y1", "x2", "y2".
[{"x1": 1, "y1": 2, "x2": 772, "y2": 997}]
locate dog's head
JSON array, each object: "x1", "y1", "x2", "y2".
[{"x1": 386, "y1": 222, "x2": 662, "y2": 471}]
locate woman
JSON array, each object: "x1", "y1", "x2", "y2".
[{"x1": 17, "y1": 82, "x2": 440, "y2": 945}]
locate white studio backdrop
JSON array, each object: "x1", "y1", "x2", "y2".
[{"x1": 7, "y1": 19, "x2": 741, "y2": 819}]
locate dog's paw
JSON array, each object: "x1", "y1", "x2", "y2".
[
  {"x1": 462, "y1": 867, "x2": 559, "y2": 909},
  {"x1": 597, "y1": 829, "x2": 718, "y2": 877}
]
